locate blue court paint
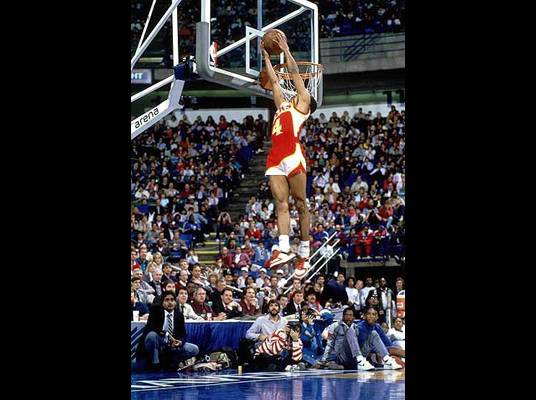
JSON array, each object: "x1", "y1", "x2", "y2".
[{"x1": 131, "y1": 369, "x2": 405, "y2": 400}]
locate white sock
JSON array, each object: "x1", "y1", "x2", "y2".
[
  {"x1": 279, "y1": 235, "x2": 290, "y2": 253},
  {"x1": 298, "y1": 240, "x2": 310, "y2": 259}
]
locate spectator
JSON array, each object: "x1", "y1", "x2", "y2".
[
  {"x1": 176, "y1": 269, "x2": 189, "y2": 291},
  {"x1": 162, "y1": 263, "x2": 176, "y2": 283},
  {"x1": 190, "y1": 287, "x2": 216, "y2": 321},
  {"x1": 246, "y1": 299, "x2": 288, "y2": 344},
  {"x1": 132, "y1": 268, "x2": 155, "y2": 304},
  {"x1": 213, "y1": 288, "x2": 243, "y2": 319},
  {"x1": 136, "y1": 290, "x2": 199, "y2": 371},
  {"x1": 176, "y1": 288, "x2": 203, "y2": 321},
  {"x1": 277, "y1": 294, "x2": 289, "y2": 317},
  {"x1": 240, "y1": 287, "x2": 261, "y2": 317},
  {"x1": 323, "y1": 273, "x2": 349, "y2": 306},
  {"x1": 149, "y1": 269, "x2": 164, "y2": 299},
  {"x1": 387, "y1": 317, "x2": 405, "y2": 350},
  {"x1": 131, "y1": 287, "x2": 150, "y2": 320},
  {"x1": 360, "y1": 276, "x2": 375, "y2": 304},
  {"x1": 357, "y1": 307, "x2": 404, "y2": 367},
  {"x1": 319, "y1": 308, "x2": 374, "y2": 371},
  {"x1": 190, "y1": 264, "x2": 209, "y2": 289},
  {"x1": 256, "y1": 268, "x2": 268, "y2": 288},
  {"x1": 287, "y1": 278, "x2": 304, "y2": 301},
  {"x1": 245, "y1": 300, "x2": 303, "y2": 371},
  {"x1": 305, "y1": 292, "x2": 323, "y2": 313},
  {"x1": 378, "y1": 277, "x2": 395, "y2": 321},
  {"x1": 283, "y1": 289, "x2": 306, "y2": 317},
  {"x1": 299, "y1": 308, "x2": 322, "y2": 367},
  {"x1": 345, "y1": 276, "x2": 361, "y2": 313},
  {"x1": 236, "y1": 267, "x2": 250, "y2": 289},
  {"x1": 363, "y1": 290, "x2": 386, "y2": 324}
]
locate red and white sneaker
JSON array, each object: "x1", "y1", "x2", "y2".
[
  {"x1": 267, "y1": 250, "x2": 296, "y2": 268},
  {"x1": 294, "y1": 258, "x2": 310, "y2": 279}
]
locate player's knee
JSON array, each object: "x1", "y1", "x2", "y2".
[
  {"x1": 295, "y1": 198, "x2": 307, "y2": 214},
  {"x1": 276, "y1": 201, "x2": 289, "y2": 214}
]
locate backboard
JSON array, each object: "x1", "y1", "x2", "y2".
[{"x1": 196, "y1": 0, "x2": 322, "y2": 106}]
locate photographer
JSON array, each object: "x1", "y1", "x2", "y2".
[
  {"x1": 253, "y1": 321, "x2": 304, "y2": 372},
  {"x1": 299, "y1": 307, "x2": 322, "y2": 367}
]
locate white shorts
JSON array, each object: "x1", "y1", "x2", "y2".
[{"x1": 265, "y1": 144, "x2": 306, "y2": 177}]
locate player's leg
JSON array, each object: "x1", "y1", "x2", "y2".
[
  {"x1": 288, "y1": 171, "x2": 311, "y2": 274},
  {"x1": 288, "y1": 171, "x2": 310, "y2": 244},
  {"x1": 268, "y1": 175, "x2": 296, "y2": 267}
]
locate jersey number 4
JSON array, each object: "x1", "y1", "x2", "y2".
[{"x1": 272, "y1": 118, "x2": 283, "y2": 136}]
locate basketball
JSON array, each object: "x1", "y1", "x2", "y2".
[{"x1": 262, "y1": 29, "x2": 286, "y2": 55}]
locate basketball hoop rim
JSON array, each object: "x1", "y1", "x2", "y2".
[{"x1": 273, "y1": 61, "x2": 324, "y2": 80}]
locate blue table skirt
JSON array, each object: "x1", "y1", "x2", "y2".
[{"x1": 131, "y1": 320, "x2": 254, "y2": 361}]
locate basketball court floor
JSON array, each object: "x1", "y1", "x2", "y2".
[{"x1": 131, "y1": 368, "x2": 405, "y2": 399}]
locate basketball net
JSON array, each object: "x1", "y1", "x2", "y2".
[{"x1": 273, "y1": 61, "x2": 323, "y2": 102}]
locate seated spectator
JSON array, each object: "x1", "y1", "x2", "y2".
[
  {"x1": 283, "y1": 289, "x2": 306, "y2": 317},
  {"x1": 148, "y1": 269, "x2": 164, "y2": 299},
  {"x1": 153, "y1": 280, "x2": 177, "y2": 306},
  {"x1": 357, "y1": 308, "x2": 404, "y2": 366},
  {"x1": 132, "y1": 275, "x2": 151, "y2": 306},
  {"x1": 364, "y1": 290, "x2": 386, "y2": 324},
  {"x1": 253, "y1": 241, "x2": 270, "y2": 267},
  {"x1": 219, "y1": 247, "x2": 234, "y2": 269},
  {"x1": 131, "y1": 288, "x2": 149, "y2": 320},
  {"x1": 212, "y1": 288, "x2": 243, "y2": 319},
  {"x1": 387, "y1": 317, "x2": 405, "y2": 350},
  {"x1": 305, "y1": 292, "x2": 323, "y2": 313},
  {"x1": 190, "y1": 287, "x2": 215, "y2": 320},
  {"x1": 176, "y1": 269, "x2": 189, "y2": 291},
  {"x1": 236, "y1": 267, "x2": 250, "y2": 289},
  {"x1": 245, "y1": 275, "x2": 257, "y2": 289},
  {"x1": 232, "y1": 246, "x2": 251, "y2": 272},
  {"x1": 162, "y1": 263, "x2": 177, "y2": 283},
  {"x1": 323, "y1": 273, "x2": 349, "y2": 307},
  {"x1": 132, "y1": 267, "x2": 156, "y2": 304},
  {"x1": 299, "y1": 308, "x2": 322, "y2": 367},
  {"x1": 320, "y1": 308, "x2": 374, "y2": 371},
  {"x1": 345, "y1": 276, "x2": 361, "y2": 313},
  {"x1": 287, "y1": 278, "x2": 303, "y2": 302},
  {"x1": 277, "y1": 294, "x2": 289, "y2": 317},
  {"x1": 190, "y1": 264, "x2": 209, "y2": 289},
  {"x1": 176, "y1": 288, "x2": 203, "y2": 321},
  {"x1": 240, "y1": 287, "x2": 261, "y2": 317},
  {"x1": 353, "y1": 226, "x2": 374, "y2": 258}
]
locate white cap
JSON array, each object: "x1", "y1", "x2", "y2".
[
  {"x1": 276, "y1": 269, "x2": 284, "y2": 275},
  {"x1": 260, "y1": 268, "x2": 267, "y2": 273},
  {"x1": 241, "y1": 267, "x2": 249, "y2": 272}
]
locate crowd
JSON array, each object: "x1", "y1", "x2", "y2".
[
  {"x1": 131, "y1": 0, "x2": 405, "y2": 66},
  {"x1": 131, "y1": 112, "x2": 268, "y2": 254},
  {"x1": 131, "y1": 105, "x2": 406, "y2": 372},
  {"x1": 240, "y1": 106, "x2": 406, "y2": 262}
]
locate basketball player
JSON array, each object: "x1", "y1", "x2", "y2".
[{"x1": 260, "y1": 32, "x2": 317, "y2": 274}]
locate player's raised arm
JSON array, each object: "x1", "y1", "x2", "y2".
[
  {"x1": 273, "y1": 33, "x2": 310, "y2": 114},
  {"x1": 261, "y1": 41, "x2": 285, "y2": 109}
]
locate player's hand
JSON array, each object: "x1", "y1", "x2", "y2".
[
  {"x1": 260, "y1": 41, "x2": 270, "y2": 59},
  {"x1": 259, "y1": 334, "x2": 268, "y2": 341},
  {"x1": 274, "y1": 33, "x2": 289, "y2": 52},
  {"x1": 289, "y1": 329, "x2": 300, "y2": 341}
]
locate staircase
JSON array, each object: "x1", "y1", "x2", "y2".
[
  {"x1": 195, "y1": 232, "x2": 220, "y2": 265},
  {"x1": 225, "y1": 140, "x2": 272, "y2": 222}
]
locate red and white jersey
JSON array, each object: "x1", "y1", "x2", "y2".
[
  {"x1": 256, "y1": 328, "x2": 303, "y2": 361},
  {"x1": 266, "y1": 98, "x2": 310, "y2": 169}
]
